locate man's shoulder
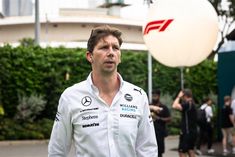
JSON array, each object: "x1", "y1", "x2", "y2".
[
  {"x1": 200, "y1": 104, "x2": 207, "y2": 109},
  {"x1": 62, "y1": 80, "x2": 87, "y2": 95},
  {"x1": 181, "y1": 101, "x2": 196, "y2": 111}
]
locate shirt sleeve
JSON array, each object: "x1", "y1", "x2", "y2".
[
  {"x1": 206, "y1": 106, "x2": 213, "y2": 119},
  {"x1": 48, "y1": 94, "x2": 73, "y2": 157},
  {"x1": 135, "y1": 93, "x2": 158, "y2": 157}
]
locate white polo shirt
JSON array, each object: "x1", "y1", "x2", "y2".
[
  {"x1": 48, "y1": 73, "x2": 158, "y2": 157},
  {"x1": 200, "y1": 103, "x2": 213, "y2": 123}
]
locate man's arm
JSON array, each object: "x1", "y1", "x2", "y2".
[
  {"x1": 136, "y1": 94, "x2": 158, "y2": 157},
  {"x1": 48, "y1": 95, "x2": 73, "y2": 157},
  {"x1": 172, "y1": 91, "x2": 184, "y2": 111},
  {"x1": 149, "y1": 105, "x2": 163, "y2": 121},
  {"x1": 150, "y1": 105, "x2": 171, "y2": 122}
]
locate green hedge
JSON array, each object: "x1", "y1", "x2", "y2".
[
  {"x1": 0, "y1": 45, "x2": 90, "y2": 118},
  {"x1": 0, "y1": 44, "x2": 217, "y2": 139},
  {"x1": 0, "y1": 117, "x2": 53, "y2": 140}
]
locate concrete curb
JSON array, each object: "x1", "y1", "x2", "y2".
[
  {"x1": 0, "y1": 136, "x2": 179, "y2": 146},
  {"x1": 0, "y1": 139, "x2": 49, "y2": 146},
  {"x1": 165, "y1": 135, "x2": 179, "y2": 140}
]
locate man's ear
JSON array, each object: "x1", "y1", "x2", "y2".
[{"x1": 86, "y1": 51, "x2": 93, "y2": 63}]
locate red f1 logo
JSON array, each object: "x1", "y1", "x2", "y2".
[{"x1": 143, "y1": 19, "x2": 174, "y2": 35}]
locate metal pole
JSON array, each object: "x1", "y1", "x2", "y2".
[
  {"x1": 35, "y1": 0, "x2": 40, "y2": 45},
  {"x1": 180, "y1": 67, "x2": 184, "y2": 90},
  {"x1": 146, "y1": 0, "x2": 152, "y2": 104},
  {"x1": 148, "y1": 52, "x2": 152, "y2": 103}
]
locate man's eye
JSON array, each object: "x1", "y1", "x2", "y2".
[
  {"x1": 100, "y1": 46, "x2": 108, "y2": 49},
  {"x1": 113, "y1": 46, "x2": 120, "y2": 50}
]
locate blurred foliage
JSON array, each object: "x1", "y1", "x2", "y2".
[
  {"x1": 19, "y1": 38, "x2": 35, "y2": 47},
  {"x1": 0, "y1": 118, "x2": 53, "y2": 140},
  {"x1": 0, "y1": 105, "x2": 4, "y2": 116},
  {"x1": 0, "y1": 44, "x2": 90, "y2": 119},
  {"x1": 160, "y1": 93, "x2": 181, "y2": 135},
  {"x1": 184, "y1": 59, "x2": 217, "y2": 104},
  {"x1": 15, "y1": 94, "x2": 46, "y2": 122}
]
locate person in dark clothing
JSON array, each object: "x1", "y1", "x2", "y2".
[
  {"x1": 196, "y1": 97, "x2": 214, "y2": 155},
  {"x1": 150, "y1": 89, "x2": 171, "y2": 157},
  {"x1": 221, "y1": 96, "x2": 235, "y2": 155},
  {"x1": 172, "y1": 89, "x2": 197, "y2": 157}
]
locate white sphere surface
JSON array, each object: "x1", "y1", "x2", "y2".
[{"x1": 143, "y1": 0, "x2": 219, "y2": 67}]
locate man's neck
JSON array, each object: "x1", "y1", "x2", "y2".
[
  {"x1": 92, "y1": 72, "x2": 119, "y2": 91},
  {"x1": 91, "y1": 72, "x2": 120, "y2": 106}
]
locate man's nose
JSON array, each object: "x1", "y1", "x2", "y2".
[{"x1": 107, "y1": 47, "x2": 114, "y2": 57}]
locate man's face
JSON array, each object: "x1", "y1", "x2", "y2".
[
  {"x1": 87, "y1": 35, "x2": 121, "y2": 75},
  {"x1": 182, "y1": 95, "x2": 192, "y2": 102},
  {"x1": 207, "y1": 100, "x2": 213, "y2": 105},
  {"x1": 152, "y1": 94, "x2": 160, "y2": 105}
]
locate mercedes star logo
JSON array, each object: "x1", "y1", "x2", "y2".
[{"x1": 81, "y1": 96, "x2": 92, "y2": 106}]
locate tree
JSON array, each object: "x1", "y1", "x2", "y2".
[{"x1": 209, "y1": 0, "x2": 235, "y2": 58}]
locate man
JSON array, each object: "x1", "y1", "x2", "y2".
[
  {"x1": 196, "y1": 97, "x2": 214, "y2": 155},
  {"x1": 221, "y1": 96, "x2": 235, "y2": 155},
  {"x1": 48, "y1": 25, "x2": 158, "y2": 157},
  {"x1": 231, "y1": 98, "x2": 235, "y2": 151},
  {"x1": 150, "y1": 89, "x2": 171, "y2": 157},
  {"x1": 172, "y1": 89, "x2": 197, "y2": 157}
]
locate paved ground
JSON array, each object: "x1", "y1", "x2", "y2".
[{"x1": 0, "y1": 136, "x2": 234, "y2": 157}]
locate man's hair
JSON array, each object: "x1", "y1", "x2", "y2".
[
  {"x1": 183, "y1": 88, "x2": 192, "y2": 98},
  {"x1": 203, "y1": 97, "x2": 211, "y2": 103},
  {"x1": 152, "y1": 89, "x2": 161, "y2": 96},
  {"x1": 224, "y1": 95, "x2": 231, "y2": 102},
  {"x1": 87, "y1": 25, "x2": 123, "y2": 53}
]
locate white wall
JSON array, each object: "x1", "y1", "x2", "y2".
[{"x1": 0, "y1": 0, "x2": 2, "y2": 16}]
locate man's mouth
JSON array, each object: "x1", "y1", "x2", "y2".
[{"x1": 104, "y1": 61, "x2": 115, "y2": 64}]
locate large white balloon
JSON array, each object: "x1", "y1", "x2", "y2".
[{"x1": 143, "y1": 0, "x2": 219, "y2": 67}]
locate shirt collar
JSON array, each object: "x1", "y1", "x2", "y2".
[{"x1": 87, "y1": 72, "x2": 124, "y2": 93}]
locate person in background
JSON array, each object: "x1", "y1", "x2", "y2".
[
  {"x1": 150, "y1": 89, "x2": 171, "y2": 157},
  {"x1": 231, "y1": 98, "x2": 235, "y2": 150},
  {"x1": 48, "y1": 25, "x2": 158, "y2": 157},
  {"x1": 172, "y1": 89, "x2": 197, "y2": 157},
  {"x1": 221, "y1": 96, "x2": 235, "y2": 155},
  {"x1": 195, "y1": 97, "x2": 214, "y2": 155}
]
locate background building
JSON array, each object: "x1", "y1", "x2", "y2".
[{"x1": 0, "y1": 0, "x2": 148, "y2": 50}]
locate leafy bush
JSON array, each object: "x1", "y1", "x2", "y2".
[
  {"x1": 160, "y1": 93, "x2": 181, "y2": 135},
  {"x1": 0, "y1": 118, "x2": 53, "y2": 140},
  {"x1": 15, "y1": 94, "x2": 46, "y2": 122}
]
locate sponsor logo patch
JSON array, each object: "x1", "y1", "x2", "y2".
[
  {"x1": 120, "y1": 114, "x2": 137, "y2": 119},
  {"x1": 82, "y1": 115, "x2": 98, "y2": 121},
  {"x1": 81, "y1": 96, "x2": 92, "y2": 106},
  {"x1": 143, "y1": 19, "x2": 174, "y2": 35},
  {"x1": 80, "y1": 107, "x2": 98, "y2": 113},
  {"x1": 82, "y1": 123, "x2": 99, "y2": 128},
  {"x1": 120, "y1": 104, "x2": 137, "y2": 112},
  {"x1": 134, "y1": 88, "x2": 142, "y2": 95},
  {"x1": 124, "y1": 94, "x2": 133, "y2": 101}
]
